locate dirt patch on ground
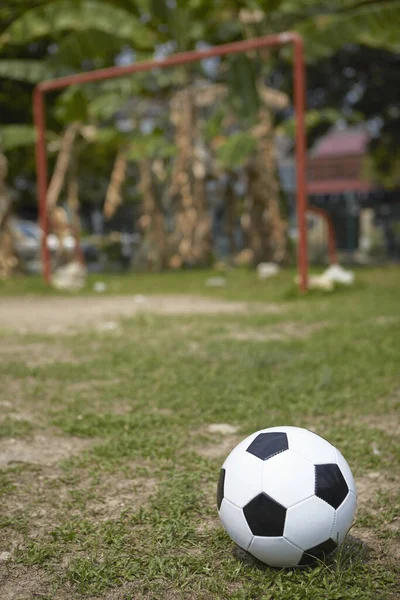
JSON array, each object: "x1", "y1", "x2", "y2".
[
  {"x1": 196, "y1": 435, "x2": 241, "y2": 460},
  {"x1": 356, "y1": 412, "x2": 400, "y2": 436},
  {"x1": 86, "y1": 474, "x2": 157, "y2": 521},
  {"x1": 353, "y1": 471, "x2": 400, "y2": 562},
  {"x1": 223, "y1": 320, "x2": 330, "y2": 342},
  {"x1": 303, "y1": 405, "x2": 400, "y2": 439},
  {"x1": 0, "y1": 295, "x2": 284, "y2": 334},
  {"x1": 355, "y1": 472, "x2": 398, "y2": 510},
  {"x1": 371, "y1": 315, "x2": 400, "y2": 326},
  {"x1": 195, "y1": 423, "x2": 242, "y2": 460},
  {"x1": 351, "y1": 525, "x2": 400, "y2": 564},
  {"x1": 1, "y1": 461, "x2": 158, "y2": 568},
  {"x1": 0, "y1": 341, "x2": 78, "y2": 367},
  {"x1": 207, "y1": 423, "x2": 238, "y2": 435},
  {"x1": 0, "y1": 435, "x2": 93, "y2": 468},
  {"x1": 0, "y1": 565, "x2": 60, "y2": 600}
]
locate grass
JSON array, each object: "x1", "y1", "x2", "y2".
[
  {"x1": 0, "y1": 266, "x2": 399, "y2": 599},
  {"x1": 0, "y1": 264, "x2": 391, "y2": 301}
]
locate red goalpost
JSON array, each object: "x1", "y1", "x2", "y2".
[{"x1": 34, "y1": 32, "x2": 315, "y2": 290}]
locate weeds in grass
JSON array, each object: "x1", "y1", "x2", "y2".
[{"x1": 0, "y1": 268, "x2": 399, "y2": 599}]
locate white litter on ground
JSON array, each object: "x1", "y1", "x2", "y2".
[
  {"x1": 322, "y1": 264, "x2": 355, "y2": 285},
  {"x1": 93, "y1": 281, "x2": 107, "y2": 293},
  {"x1": 295, "y1": 264, "x2": 355, "y2": 291},
  {"x1": 257, "y1": 262, "x2": 280, "y2": 280},
  {"x1": 96, "y1": 321, "x2": 119, "y2": 332},
  {"x1": 51, "y1": 261, "x2": 87, "y2": 291}
]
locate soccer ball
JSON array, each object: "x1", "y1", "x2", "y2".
[{"x1": 217, "y1": 426, "x2": 356, "y2": 567}]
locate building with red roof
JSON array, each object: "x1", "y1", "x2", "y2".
[
  {"x1": 307, "y1": 128, "x2": 373, "y2": 196},
  {"x1": 279, "y1": 127, "x2": 399, "y2": 259}
]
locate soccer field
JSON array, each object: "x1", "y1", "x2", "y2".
[{"x1": 0, "y1": 267, "x2": 399, "y2": 599}]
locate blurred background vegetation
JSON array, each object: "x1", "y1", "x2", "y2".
[{"x1": 0, "y1": 0, "x2": 399, "y2": 278}]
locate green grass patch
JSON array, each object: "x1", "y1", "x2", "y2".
[{"x1": 0, "y1": 267, "x2": 399, "y2": 599}]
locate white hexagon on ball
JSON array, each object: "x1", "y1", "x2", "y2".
[
  {"x1": 249, "y1": 536, "x2": 303, "y2": 568},
  {"x1": 223, "y1": 451, "x2": 263, "y2": 508},
  {"x1": 287, "y1": 428, "x2": 337, "y2": 464},
  {"x1": 284, "y1": 496, "x2": 335, "y2": 551},
  {"x1": 331, "y1": 490, "x2": 357, "y2": 544},
  {"x1": 219, "y1": 498, "x2": 253, "y2": 551},
  {"x1": 261, "y1": 450, "x2": 315, "y2": 508}
]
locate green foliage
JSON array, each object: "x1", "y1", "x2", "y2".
[
  {"x1": 363, "y1": 146, "x2": 400, "y2": 189},
  {"x1": 0, "y1": 0, "x2": 155, "y2": 50},
  {"x1": 150, "y1": 0, "x2": 170, "y2": 24},
  {"x1": 278, "y1": 108, "x2": 361, "y2": 138},
  {"x1": 204, "y1": 105, "x2": 226, "y2": 142},
  {"x1": 54, "y1": 87, "x2": 89, "y2": 123},
  {"x1": 88, "y1": 93, "x2": 126, "y2": 121},
  {"x1": 227, "y1": 54, "x2": 261, "y2": 125},
  {"x1": 46, "y1": 29, "x2": 125, "y2": 69},
  {"x1": 0, "y1": 124, "x2": 58, "y2": 151},
  {"x1": 1, "y1": 0, "x2": 400, "y2": 206},
  {"x1": 216, "y1": 132, "x2": 258, "y2": 168},
  {"x1": 298, "y1": 1, "x2": 400, "y2": 57},
  {"x1": 127, "y1": 132, "x2": 177, "y2": 161},
  {"x1": 0, "y1": 59, "x2": 53, "y2": 83}
]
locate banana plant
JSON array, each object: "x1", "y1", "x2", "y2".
[
  {"x1": 0, "y1": 1, "x2": 155, "y2": 54},
  {"x1": 2, "y1": 0, "x2": 399, "y2": 269}
]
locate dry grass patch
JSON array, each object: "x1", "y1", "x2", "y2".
[
  {"x1": 0, "y1": 295, "x2": 284, "y2": 334},
  {"x1": 0, "y1": 564, "x2": 60, "y2": 600},
  {"x1": 196, "y1": 435, "x2": 241, "y2": 460},
  {"x1": 356, "y1": 412, "x2": 400, "y2": 437},
  {"x1": 0, "y1": 341, "x2": 78, "y2": 367},
  {"x1": 355, "y1": 472, "x2": 398, "y2": 511},
  {"x1": 195, "y1": 423, "x2": 241, "y2": 460},
  {"x1": 86, "y1": 473, "x2": 157, "y2": 521},
  {"x1": 0, "y1": 435, "x2": 93, "y2": 468},
  {"x1": 353, "y1": 471, "x2": 399, "y2": 562},
  {"x1": 223, "y1": 320, "x2": 331, "y2": 342}
]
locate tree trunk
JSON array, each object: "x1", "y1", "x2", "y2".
[
  {"x1": 137, "y1": 159, "x2": 168, "y2": 270},
  {"x1": 170, "y1": 89, "x2": 212, "y2": 267},
  {"x1": 45, "y1": 121, "x2": 81, "y2": 268},
  {"x1": 244, "y1": 109, "x2": 287, "y2": 265},
  {"x1": 47, "y1": 122, "x2": 81, "y2": 212},
  {"x1": 103, "y1": 145, "x2": 129, "y2": 220},
  {"x1": 0, "y1": 155, "x2": 17, "y2": 279},
  {"x1": 67, "y1": 160, "x2": 84, "y2": 265}
]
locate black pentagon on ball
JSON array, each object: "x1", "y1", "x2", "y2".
[
  {"x1": 246, "y1": 432, "x2": 288, "y2": 461},
  {"x1": 243, "y1": 492, "x2": 286, "y2": 536},
  {"x1": 299, "y1": 538, "x2": 337, "y2": 566},
  {"x1": 315, "y1": 463, "x2": 349, "y2": 509},
  {"x1": 217, "y1": 468, "x2": 225, "y2": 510}
]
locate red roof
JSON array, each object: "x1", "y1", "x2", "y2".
[{"x1": 311, "y1": 129, "x2": 369, "y2": 158}]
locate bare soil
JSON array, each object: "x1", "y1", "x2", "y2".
[
  {"x1": 86, "y1": 474, "x2": 157, "y2": 521},
  {"x1": 0, "y1": 565, "x2": 59, "y2": 600},
  {"x1": 0, "y1": 295, "x2": 283, "y2": 334},
  {"x1": 0, "y1": 435, "x2": 93, "y2": 468},
  {"x1": 0, "y1": 341, "x2": 78, "y2": 367}
]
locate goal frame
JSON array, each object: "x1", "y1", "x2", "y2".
[{"x1": 34, "y1": 32, "x2": 311, "y2": 290}]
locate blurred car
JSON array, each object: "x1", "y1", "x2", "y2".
[{"x1": 10, "y1": 218, "x2": 100, "y2": 274}]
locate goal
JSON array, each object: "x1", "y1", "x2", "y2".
[{"x1": 33, "y1": 33, "x2": 311, "y2": 289}]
